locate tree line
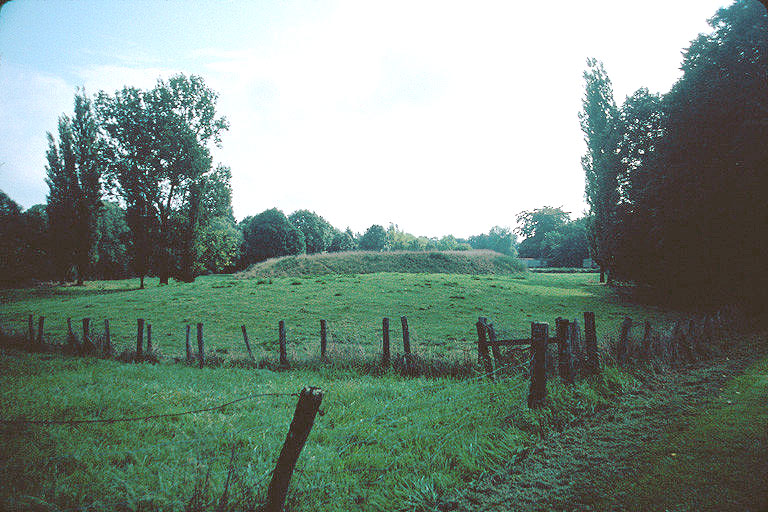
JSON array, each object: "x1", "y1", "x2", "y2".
[
  {"x1": 1, "y1": 80, "x2": 594, "y2": 286},
  {"x1": 580, "y1": 0, "x2": 768, "y2": 306}
]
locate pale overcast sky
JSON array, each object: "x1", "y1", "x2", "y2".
[{"x1": 0, "y1": 0, "x2": 730, "y2": 238}]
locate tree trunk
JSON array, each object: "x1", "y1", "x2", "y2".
[
  {"x1": 600, "y1": 268, "x2": 605, "y2": 283},
  {"x1": 139, "y1": 274, "x2": 145, "y2": 289}
]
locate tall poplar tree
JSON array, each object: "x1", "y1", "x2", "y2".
[
  {"x1": 579, "y1": 58, "x2": 621, "y2": 282},
  {"x1": 45, "y1": 90, "x2": 103, "y2": 284}
]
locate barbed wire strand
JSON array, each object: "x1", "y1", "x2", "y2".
[{"x1": 0, "y1": 392, "x2": 298, "y2": 426}]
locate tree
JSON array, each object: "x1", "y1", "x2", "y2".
[
  {"x1": 94, "y1": 201, "x2": 131, "y2": 279},
  {"x1": 580, "y1": 58, "x2": 621, "y2": 282},
  {"x1": 541, "y1": 218, "x2": 590, "y2": 267},
  {"x1": 358, "y1": 224, "x2": 388, "y2": 251},
  {"x1": 515, "y1": 207, "x2": 570, "y2": 259},
  {"x1": 468, "y1": 226, "x2": 517, "y2": 256},
  {"x1": 45, "y1": 90, "x2": 104, "y2": 284},
  {"x1": 197, "y1": 216, "x2": 243, "y2": 274},
  {"x1": 328, "y1": 228, "x2": 357, "y2": 252},
  {"x1": 97, "y1": 74, "x2": 229, "y2": 286},
  {"x1": 240, "y1": 208, "x2": 305, "y2": 265},
  {"x1": 288, "y1": 210, "x2": 334, "y2": 254}
]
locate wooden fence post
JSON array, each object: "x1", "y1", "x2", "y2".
[
  {"x1": 104, "y1": 319, "x2": 111, "y2": 354},
  {"x1": 278, "y1": 320, "x2": 288, "y2": 368},
  {"x1": 320, "y1": 320, "x2": 327, "y2": 360},
  {"x1": 583, "y1": 312, "x2": 599, "y2": 375},
  {"x1": 67, "y1": 317, "x2": 74, "y2": 341},
  {"x1": 136, "y1": 319, "x2": 144, "y2": 358},
  {"x1": 146, "y1": 323, "x2": 152, "y2": 353},
  {"x1": 241, "y1": 325, "x2": 255, "y2": 361},
  {"x1": 528, "y1": 322, "x2": 548, "y2": 409},
  {"x1": 476, "y1": 316, "x2": 488, "y2": 363},
  {"x1": 197, "y1": 322, "x2": 205, "y2": 368},
  {"x1": 476, "y1": 319, "x2": 494, "y2": 379},
  {"x1": 382, "y1": 317, "x2": 390, "y2": 367},
  {"x1": 82, "y1": 318, "x2": 92, "y2": 352},
  {"x1": 401, "y1": 316, "x2": 411, "y2": 356},
  {"x1": 642, "y1": 320, "x2": 652, "y2": 358},
  {"x1": 264, "y1": 387, "x2": 324, "y2": 512},
  {"x1": 556, "y1": 317, "x2": 574, "y2": 384},
  {"x1": 36, "y1": 316, "x2": 45, "y2": 345},
  {"x1": 618, "y1": 317, "x2": 632, "y2": 364},
  {"x1": 487, "y1": 322, "x2": 502, "y2": 366},
  {"x1": 186, "y1": 325, "x2": 192, "y2": 361},
  {"x1": 570, "y1": 318, "x2": 583, "y2": 370},
  {"x1": 28, "y1": 314, "x2": 34, "y2": 343}
]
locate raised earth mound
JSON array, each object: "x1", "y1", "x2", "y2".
[{"x1": 237, "y1": 249, "x2": 525, "y2": 277}]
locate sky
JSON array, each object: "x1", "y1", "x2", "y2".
[{"x1": 0, "y1": 0, "x2": 732, "y2": 238}]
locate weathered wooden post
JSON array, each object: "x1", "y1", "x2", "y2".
[
  {"x1": 241, "y1": 325, "x2": 255, "y2": 361},
  {"x1": 320, "y1": 320, "x2": 327, "y2": 360},
  {"x1": 528, "y1": 322, "x2": 548, "y2": 409},
  {"x1": 555, "y1": 317, "x2": 574, "y2": 384},
  {"x1": 185, "y1": 325, "x2": 192, "y2": 361},
  {"x1": 136, "y1": 319, "x2": 144, "y2": 357},
  {"x1": 642, "y1": 320, "x2": 652, "y2": 358},
  {"x1": 146, "y1": 323, "x2": 152, "y2": 353},
  {"x1": 382, "y1": 317, "x2": 391, "y2": 367},
  {"x1": 570, "y1": 318, "x2": 583, "y2": 370},
  {"x1": 618, "y1": 317, "x2": 632, "y2": 364},
  {"x1": 197, "y1": 323, "x2": 205, "y2": 368},
  {"x1": 36, "y1": 316, "x2": 45, "y2": 346},
  {"x1": 487, "y1": 322, "x2": 502, "y2": 366},
  {"x1": 278, "y1": 320, "x2": 288, "y2": 368},
  {"x1": 401, "y1": 316, "x2": 411, "y2": 356},
  {"x1": 264, "y1": 387, "x2": 324, "y2": 512},
  {"x1": 476, "y1": 319, "x2": 494, "y2": 379},
  {"x1": 104, "y1": 319, "x2": 112, "y2": 354},
  {"x1": 82, "y1": 318, "x2": 92, "y2": 351},
  {"x1": 583, "y1": 312, "x2": 599, "y2": 375},
  {"x1": 67, "y1": 317, "x2": 74, "y2": 339},
  {"x1": 28, "y1": 314, "x2": 34, "y2": 343}
]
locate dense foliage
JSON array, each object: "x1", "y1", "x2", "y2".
[{"x1": 581, "y1": 0, "x2": 768, "y2": 306}]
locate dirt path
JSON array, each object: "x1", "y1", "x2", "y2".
[{"x1": 450, "y1": 356, "x2": 756, "y2": 512}]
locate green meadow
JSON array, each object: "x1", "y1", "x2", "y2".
[{"x1": 0, "y1": 273, "x2": 679, "y2": 362}]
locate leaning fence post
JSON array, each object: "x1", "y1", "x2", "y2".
[
  {"x1": 241, "y1": 325, "x2": 255, "y2": 361},
  {"x1": 476, "y1": 318, "x2": 494, "y2": 379},
  {"x1": 36, "y1": 316, "x2": 45, "y2": 346},
  {"x1": 618, "y1": 317, "x2": 632, "y2": 364},
  {"x1": 382, "y1": 317, "x2": 391, "y2": 367},
  {"x1": 264, "y1": 387, "x2": 324, "y2": 512},
  {"x1": 278, "y1": 320, "x2": 288, "y2": 368},
  {"x1": 556, "y1": 317, "x2": 574, "y2": 384},
  {"x1": 186, "y1": 325, "x2": 192, "y2": 361},
  {"x1": 583, "y1": 312, "x2": 599, "y2": 375},
  {"x1": 320, "y1": 320, "x2": 327, "y2": 360},
  {"x1": 104, "y1": 319, "x2": 111, "y2": 354},
  {"x1": 197, "y1": 322, "x2": 205, "y2": 368},
  {"x1": 136, "y1": 319, "x2": 144, "y2": 358},
  {"x1": 528, "y1": 322, "x2": 548, "y2": 409}
]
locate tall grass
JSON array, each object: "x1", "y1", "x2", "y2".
[{"x1": 0, "y1": 350, "x2": 635, "y2": 511}]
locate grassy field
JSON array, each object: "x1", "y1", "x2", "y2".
[
  {"x1": 0, "y1": 272, "x2": 681, "y2": 363},
  {"x1": 0, "y1": 349, "x2": 634, "y2": 511},
  {"x1": 0, "y1": 270, "x2": 711, "y2": 511}
]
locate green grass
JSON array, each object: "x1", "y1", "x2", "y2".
[
  {"x1": 617, "y1": 356, "x2": 768, "y2": 511},
  {"x1": 0, "y1": 273, "x2": 682, "y2": 362},
  {"x1": 0, "y1": 350, "x2": 635, "y2": 511},
  {"x1": 239, "y1": 250, "x2": 525, "y2": 278}
]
